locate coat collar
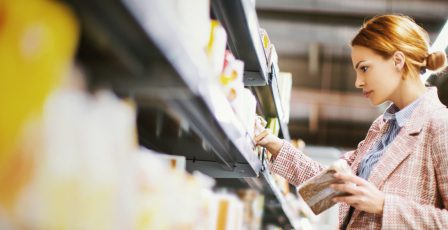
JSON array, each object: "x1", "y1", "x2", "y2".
[
  {"x1": 404, "y1": 87, "x2": 445, "y2": 135},
  {"x1": 373, "y1": 87, "x2": 444, "y2": 136},
  {"x1": 383, "y1": 94, "x2": 422, "y2": 128}
]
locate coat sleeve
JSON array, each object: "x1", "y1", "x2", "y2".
[
  {"x1": 382, "y1": 114, "x2": 448, "y2": 229},
  {"x1": 269, "y1": 141, "x2": 325, "y2": 186},
  {"x1": 269, "y1": 115, "x2": 383, "y2": 187}
]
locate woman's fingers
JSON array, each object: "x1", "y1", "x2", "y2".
[
  {"x1": 254, "y1": 129, "x2": 270, "y2": 142},
  {"x1": 332, "y1": 195, "x2": 360, "y2": 206},
  {"x1": 331, "y1": 174, "x2": 386, "y2": 215},
  {"x1": 331, "y1": 183, "x2": 362, "y2": 195},
  {"x1": 333, "y1": 173, "x2": 366, "y2": 186}
]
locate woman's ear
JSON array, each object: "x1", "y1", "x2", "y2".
[{"x1": 393, "y1": 51, "x2": 405, "y2": 71}]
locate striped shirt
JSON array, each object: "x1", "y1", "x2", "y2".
[{"x1": 357, "y1": 98, "x2": 422, "y2": 180}]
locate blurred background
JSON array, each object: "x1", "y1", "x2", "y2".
[
  {"x1": 1, "y1": 0, "x2": 447, "y2": 229},
  {"x1": 256, "y1": 0, "x2": 448, "y2": 148}
]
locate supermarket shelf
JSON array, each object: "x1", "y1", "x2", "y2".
[
  {"x1": 261, "y1": 168, "x2": 301, "y2": 229},
  {"x1": 211, "y1": 0, "x2": 290, "y2": 140},
  {"x1": 66, "y1": 0, "x2": 261, "y2": 177},
  {"x1": 216, "y1": 156, "x2": 300, "y2": 228},
  {"x1": 251, "y1": 65, "x2": 291, "y2": 141},
  {"x1": 198, "y1": 0, "x2": 293, "y2": 221},
  {"x1": 270, "y1": 66, "x2": 291, "y2": 141},
  {"x1": 211, "y1": 0, "x2": 269, "y2": 86}
]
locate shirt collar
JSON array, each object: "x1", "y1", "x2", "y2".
[{"x1": 383, "y1": 93, "x2": 424, "y2": 127}]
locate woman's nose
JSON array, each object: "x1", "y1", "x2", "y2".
[{"x1": 355, "y1": 75, "x2": 364, "y2": 88}]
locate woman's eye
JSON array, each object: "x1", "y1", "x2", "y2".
[{"x1": 360, "y1": 66, "x2": 368, "y2": 72}]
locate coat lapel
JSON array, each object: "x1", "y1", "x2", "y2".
[
  {"x1": 339, "y1": 122, "x2": 384, "y2": 226},
  {"x1": 352, "y1": 119, "x2": 385, "y2": 175},
  {"x1": 368, "y1": 87, "x2": 446, "y2": 189},
  {"x1": 367, "y1": 128, "x2": 417, "y2": 188},
  {"x1": 347, "y1": 118, "x2": 422, "y2": 224},
  {"x1": 347, "y1": 87, "x2": 444, "y2": 224}
]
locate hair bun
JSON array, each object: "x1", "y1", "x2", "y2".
[{"x1": 426, "y1": 51, "x2": 447, "y2": 72}]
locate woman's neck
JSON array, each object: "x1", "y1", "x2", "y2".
[{"x1": 391, "y1": 78, "x2": 427, "y2": 109}]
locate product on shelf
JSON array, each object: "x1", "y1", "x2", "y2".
[
  {"x1": 1, "y1": 76, "x2": 136, "y2": 229},
  {"x1": 0, "y1": 0, "x2": 79, "y2": 213},
  {"x1": 254, "y1": 115, "x2": 268, "y2": 137},
  {"x1": 277, "y1": 72, "x2": 293, "y2": 124},
  {"x1": 267, "y1": 46, "x2": 280, "y2": 74},
  {"x1": 175, "y1": 0, "x2": 211, "y2": 50},
  {"x1": 155, "y1": 0, "x2": 211, "y2": 58},
  {"x1": 259, "y1": 28, "x2": 279, "y2": 74},
  {"x1": 267, "y1": 118, "x2": 280, "y2": 137},
  {"x1": 134, "y1": 149, "x2": 215, "y2": 230},
  {"x1": 6, "y1": 65, "x2": 221, "y2": 229},
  {"x1": 237, "y1": 189, "x2": 264, "y2": 230},
  {"x1": 254, "y1": 116, "x2": 273, "y2": 160},
  {"x1": 212, "y1": 193, "x2": 244, "y2": 230},
  {"x1": 29, "y1": 75, "x2": 137, "y2": 229},
  {"x1": 218, "y1": 51, "x2": 258, "y2": 138},
  {"x1": 219, "y1": 51, "x2": 245, "y2": 101},
  {"x1": 231, "y1": 88, "x2": 257, "y2": 139},
  {"x1": 201, "y1": 189, "x2": 264, "y2": 230},
  {"x1": 273, "y1": 174, "x2": 290, "y2": 196},
  {"x1": 0, "y1": 0, "x2": 304, "y2": 228},
  {"x1": 298, "y1": 159, "x2": 353, "y2": 215},
  {"x1": 259, "y1": 28, "x2": 271, "y2": 58},
  {"x1": 1, "y1": 61, "x2": 221, "y2": 229},
  {"x1": 141, "y1": 148, "x2": 187, "y2": 172},
  {"x1": 207, "y1": 20, "x2": 228, "y2": 76},
  {"x1": 253, "y1": 115, "x2": 267, "y2": 159}
]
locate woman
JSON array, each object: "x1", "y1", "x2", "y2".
[{"x1": 255, "y1": 14, "x2": 448, "y2": 229}]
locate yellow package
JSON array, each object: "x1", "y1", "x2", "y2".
[{"x1": 0, "y1": 0, "x2": 79, "y2": 212}]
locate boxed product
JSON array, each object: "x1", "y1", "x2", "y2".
[
  {"x1": 236, "y1": 189, "x2": 264, "y2": 230},
  {"x1": 277, "y1": 72, "x2": 292, "y2": 124},
  {"x1": 219, "y1": 51, "x2": 244, "y2": 101},
  {"x1": 211, "y1": 193, "x2": 244, "y2": 230},
  {"x1": 230, "y1": 88, "x2": 257, "y2": 138},
  {"x1": 141, "y1": 148, "x2": 187, "y2": 172},
  {"x1": 207, "y1": 20, "x2": 227, "y2": 76},
  {"x1": 298, "y1": 159, "x2": 352, "y2": 215},
  {"x1": 266, "y1": 118, "x2": 280, "y2": 137},
  {"x1": 259, "y1": 28, "x2": 271, "y2": 58}
]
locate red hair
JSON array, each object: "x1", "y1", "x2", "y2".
[{"x1": 351, "y1": 14, "x2": 446, "y2": 77}]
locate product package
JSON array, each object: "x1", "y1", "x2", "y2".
[
  {"x1": 277, "y1": 72, "x2": 292, "y2": 123},
  {"x1": 298, "y1": 159, "x2": 353, "y2": 215},
  {"x1": 207, "y1": 20, "x2": 227, "y2": 76}
]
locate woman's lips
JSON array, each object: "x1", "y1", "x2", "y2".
[{"x1": 363, "y1": 90, "x2": 373, "y2": 98}]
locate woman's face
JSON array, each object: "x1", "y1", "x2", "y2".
[{"x1": 351, "y1": 46, "x2": 402, "y2": 106}]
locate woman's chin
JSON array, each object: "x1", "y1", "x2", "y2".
[
  {"x1": 369, "y1": 98, "x2": 381, "y2": 106},
  {"x1": 369, "y1": 98, "x2": 385, "y2": 106}
]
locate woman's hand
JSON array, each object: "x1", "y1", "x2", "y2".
[
  {"x1": 331, "y1": 173, "x2": 385, "y2": 215},
  {"x1": 253, "y1": 116, "x2": 283, "y2": 157},
  {"x1": 254, "y1": 129, "x2": 283, "y2": 157}
]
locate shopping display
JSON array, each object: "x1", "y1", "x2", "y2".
[
  {"x1": 0, "y1": 0, "x2": 307, "y2": 229},
  {"x1": 6, "y1": 0, "x2": 446, "y2": 229},
  {"x1": 0, "y1": 0, "x2": 79, "y2": 220}
]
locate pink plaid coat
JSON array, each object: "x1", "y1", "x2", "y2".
[{"x1": 270, "y1": 87, "x2": 448, "y2": 229}]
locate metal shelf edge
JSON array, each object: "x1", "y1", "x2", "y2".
[{"x1": 212, "y1": 0, "x2": 269, "y2": 86}]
